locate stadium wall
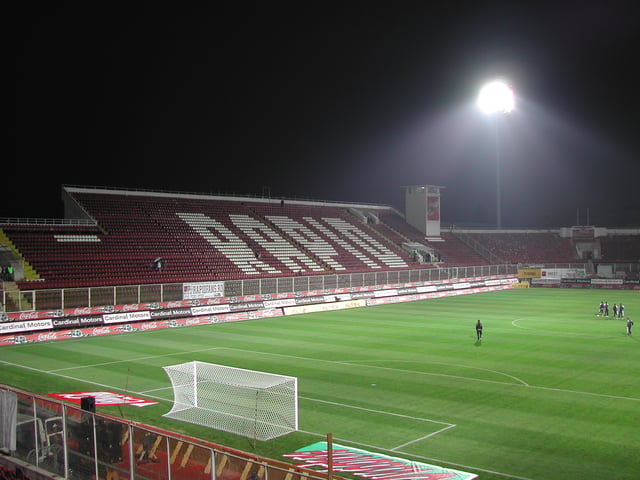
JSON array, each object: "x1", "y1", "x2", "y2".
[{"x1": 0, "y1": 275, "x2": 518, "y2": 346}]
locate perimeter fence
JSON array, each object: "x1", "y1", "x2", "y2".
[
  {"x1": 2, "y1": 264, "x2": 519, "y2": 313},
  {"x1": 1, "y1": 384, "x2": 327, "y2": 480}
]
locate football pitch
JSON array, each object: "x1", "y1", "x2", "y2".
[{"x1": 2, "y1": 288, "x2": 639, "y2": 480}]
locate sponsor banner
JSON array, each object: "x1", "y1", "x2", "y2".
[
  {"x1": 397, "y1": 287, "x2": 417, "y2": 295},
  {"x1": 531, "y1": 278, "x2": 562, "y2": 285},
  {"x1": 284, "y1": 441, "x2": 476, "y2": 480},
  {"x1": 593, "y1": 284, "x2": 624, "y2": 290},
  {"x1": 591, "y1": 278, "x2": 623, "y2": 285},
  {"x1": 14, "y1": 311, "x2": 52, "y2": 322},
  {"x1": 191, "y1": 304, "x2": 231, "y2": 316},
  {"x1": 427, "y1": 195, "x2": 440, "y2": 221},
  {"x1": 149, "y1": 307, "x2": 192, "y2": 319},
  {"x1": 453, "y1": 282, "x2": 471, "y2": 290},
  {"x1": 416, "y1": 285, "x2": 437, "y2": 293},
  {"x1": 326, "y1": 294, "x2": 351, "y2": 302},
  {"x1": 512, "y1": 281, "x2": 530, "y2": 288},
  {"x1": 349, "y1": 291, "x2": 376, "y2": 299},
  {"x1": 284, "y1": 299, "x2": 366, "y2": 316},
  {"x1": 47, "y1": 391, "x2": 157, "y2": 407},
  {"x1": 52, "y1": 316, "x2": 103, "y2": 329},
  {"x1": 293, "y1": 297, "x2": 325, "y2": 306},
  {"x1": 103, "y1": 311, "x2": 151, "y2": 324},
  {"x1": 229, "y1": 301, "x2": 266, "y2": 311},
  {"x1": 264, "y1": 298, "x2": 297, "y2": 308},
  {"x1": 183, "y1": 281, "x2": 224, "y2": 299},
  {"x1": 0, "y1": 319, "x2": 53, "y2": 335},
  {"x1": 0, "y1": 309, "x2": 284, "y2": 346},
  {"x1": 541, "y1": 268, "x2": 586, "y2": 279},
  {"x1": 518, "y1": 268, "x2": 542, "y2": 279},
  {"x1": 367, "y1": 285, "x2": 513, "y2": 307},
  {"x1": 562, "y1": 283, "x2": 591, "y2": 289},
  {"x1": 374, "y1": 289, "x2": 398, "y2": 298}
]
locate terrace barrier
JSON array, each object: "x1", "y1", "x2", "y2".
[
  {"x1": 2, "y1": 265, "x2": 518, "y2": 313},
  {"x1": 0, "y1": 384, "x2": 332, "y2": 480}
]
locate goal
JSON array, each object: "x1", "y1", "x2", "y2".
[{"x1": 162, "y1": 361, "x2": 298, "y2": 441}]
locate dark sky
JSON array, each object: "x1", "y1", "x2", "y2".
[{"x1": 10, "y1": 2, "x2": 640, "y2": 227}]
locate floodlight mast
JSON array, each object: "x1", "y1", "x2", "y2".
[{"x1": 477, "y1": 80, "x2": 514, "y2": 229}]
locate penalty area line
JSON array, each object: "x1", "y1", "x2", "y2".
[
  {"x1": 302, "y1": 396, "x2": 454, "y2": 427},
  {"x1": 390, "y1": 423, "x2": 457, "y2": 451}
]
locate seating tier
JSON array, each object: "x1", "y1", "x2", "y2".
[{"x1": 6, "y1": 193, "x2": 414, "y2": 289}]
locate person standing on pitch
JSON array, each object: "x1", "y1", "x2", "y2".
[
  {"x1": 627, "y1": 317, "x2": 633, "y2": 336},
  {"x1": 476, "y1": 320, "x2": 483, "y2": 340}
]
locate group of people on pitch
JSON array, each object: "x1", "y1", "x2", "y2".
[
  {"x1": 597, "y1": 301, "x2": 633, "y2": 336},
  {"x1": 597, "y1": 300, "x2": 625, "y2": 318}
]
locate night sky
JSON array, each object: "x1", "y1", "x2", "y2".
[{"x1": 10, "y1": 2, "x2": 640, "y2": 227}]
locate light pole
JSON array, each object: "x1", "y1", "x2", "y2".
[{"x1": 477, "y1": 80, "x2": 514, "y2": 230}]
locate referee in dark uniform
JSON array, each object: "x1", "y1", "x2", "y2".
[{"x1": 476, "y1": 320, "x2": 483, "y2": 340}]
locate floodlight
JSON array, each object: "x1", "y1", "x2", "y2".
[
  {"x1": 477, "y1": 79, "x2": 515, "y2": 230},
  {"x1": 477, "y1": 80, "x2": 515, "y2": 114}
]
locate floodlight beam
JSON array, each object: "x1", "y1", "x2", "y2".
[{"x1": 477, "y1": 79, "x2": 515, "y2": 230}]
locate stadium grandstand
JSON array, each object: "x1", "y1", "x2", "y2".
[
  {"x1": 1, "y1": 184, "x2": 639, "y2": 480},
  {"x1": 0, "y1": 184, "x2": 639, "y2": 308}
]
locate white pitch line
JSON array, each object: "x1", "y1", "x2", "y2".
[
  {"x1": 343, "y1": 359, "x2": 529, "y2": 387},
  {"x1": 50, "y1": 346, "x2": 225, "y2": 372},
  {"x1": 302, "y1": 396, "x2": 454, "y2": 427},
  {"x1": 226, "y1": 347, "x2": 640, "y2": 402},
  {"x1": 11, "y1": 343, "x2": 639, "y2": 402},
  {"x1": 511, "y1": 317, "x2": 626, "y2": 339},
  {"x1": 391, "y1": 424, "x2": 457, "y2": 450},
  {"x1": 511, "y1": 317, "x2": 526, "y2": 327},
  {"x1": 0, "y1": 359, "x2": 172, "y2": 404}
]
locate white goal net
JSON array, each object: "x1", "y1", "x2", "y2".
[{"x1": 162, "y1": 361, "x2": 298, "y2": 441}]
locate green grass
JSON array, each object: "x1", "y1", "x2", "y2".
[{"x1": 2, "y1": 288, "x2": 639, "y2": 480}]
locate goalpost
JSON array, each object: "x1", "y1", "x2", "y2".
[{"x1": 162, "y1": 361, "x2": 298, "y2": 441}]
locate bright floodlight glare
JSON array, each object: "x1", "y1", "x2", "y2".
[{"x1": 477, "y1": 80, "x2": 515, "y2": 114}]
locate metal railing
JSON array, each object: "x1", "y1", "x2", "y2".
[
  {"x1": 2, "y1": 265, "x2": 518, "y2": 313},
  {"x1": 1, "y1": 384, "x2": 327, "y2": 480}
]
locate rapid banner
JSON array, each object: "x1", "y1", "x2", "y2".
[
  {"x1": 284, "y1": 441, "x2": 477, "y2": 480},
  {"x1": 183, "y1": 281, "x2": 224, "y2": 299}
]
